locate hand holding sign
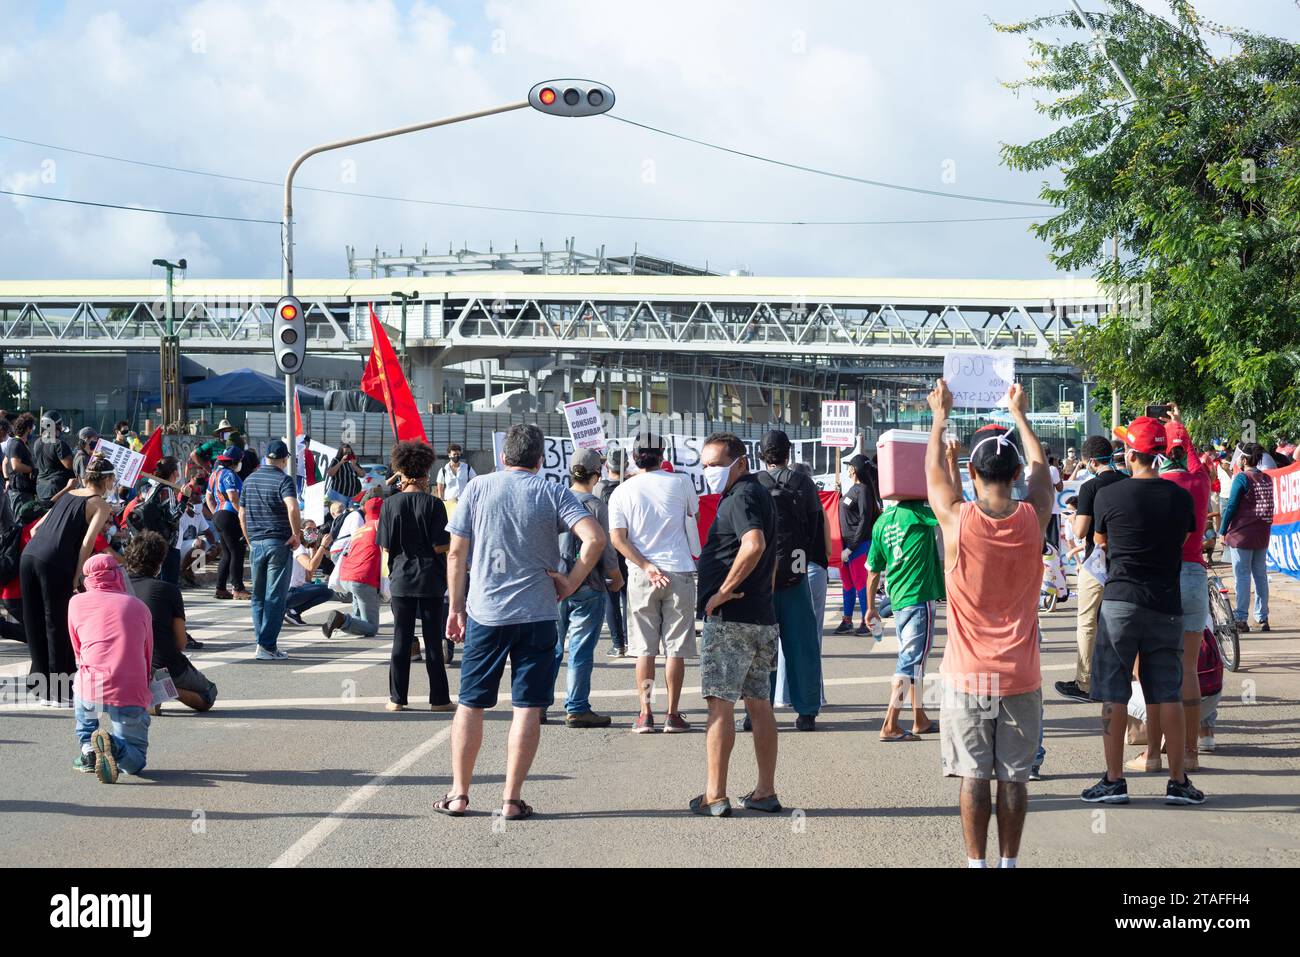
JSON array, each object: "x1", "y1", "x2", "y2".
[{"x1": 943, "y1": 352, "x2": 1015, "y2": 409}]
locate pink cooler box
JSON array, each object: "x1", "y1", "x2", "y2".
[{"x1": 876, "y1": 429, "x2": 930, "y2": 501}]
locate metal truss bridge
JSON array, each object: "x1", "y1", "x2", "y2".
[{"x1": 0, "y1": 275, "x2": 1108, "y2": 390}]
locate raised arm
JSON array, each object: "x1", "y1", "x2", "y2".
[
  {"x1": 1008, "y1": 383, "x2": 1053, "y2": 531},
  {"x1": 925, "y1": 378, "x2": 963, "y2": 535}
]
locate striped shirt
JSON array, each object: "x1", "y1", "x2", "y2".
[{"x1": 240, "y1": 464, "x2": 296, "y2": 541}]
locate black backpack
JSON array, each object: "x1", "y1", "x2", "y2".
[
  {"x1": 129, "y1": 483, "x2": 179, "y2": 542},
  {"x1": 756, "y1": 467, "x2": 810, "y2": 589},
  {"x1": 0, "y1": 520, "x2": 23, "y2": 585}
]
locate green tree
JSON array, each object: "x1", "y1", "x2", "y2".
[{"x1": 996, "y1": 0, "x2": 1300, "y2": 444}]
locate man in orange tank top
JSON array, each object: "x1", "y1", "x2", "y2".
[{"x1": 925, "y1": 379, "x2": 1054, "y2": 868}]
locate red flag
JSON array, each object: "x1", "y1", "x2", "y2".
[
  {"x1": 139, "y1": 428, "x2": 164, "y2": 478},
  {"x1": 361, "y1": 304, "x2": 427, "y2": 443}
]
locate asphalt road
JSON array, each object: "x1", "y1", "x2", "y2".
[{"x1": 2, "y1": 567, "x2": 1298, "y2": 868}]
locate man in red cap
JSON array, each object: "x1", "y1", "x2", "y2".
[{"x1": 1081, "y1": 416, "x2": 1204, "y2": 807}]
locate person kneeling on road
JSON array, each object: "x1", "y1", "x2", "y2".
[{"x1": 124, "y1": 530, "x2": 218, "y2": 715}]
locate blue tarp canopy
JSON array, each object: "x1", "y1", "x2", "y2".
[{"x1": 146, "y1": 368, "x2": 325, "y2": 406}]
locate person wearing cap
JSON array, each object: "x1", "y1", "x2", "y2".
[
  {"x1": 1139, "y1": 406, "x2": 1212, "y2": 774},
  {"x1": 552, "y1": 448, "x2": 623, "y2": 728},
  {"x1": 32, "y1": 411, "x2": 76, "y2": 506},
  {"x1": 608, "y1": 431, "x2": 700, "y2": 734},
  {"x1": 755, "y1": 429, "x2": 824, "y2": 732},
  {"x1": 1083, "y1": 415, "x2": 1204, "y2": 807},
  {"x1": 237, "y1": 438, "x2": 303, "y2": 660},
  {"x1": 72, "y1": 427, "x2": 100, "y2": 480},
  {"x1": 835, "y1": 453, "x2": 881, "y2": 635},
  {"x1": 1055, "y1": 435, "x2": 1128, "y2": 706},
  {"x1": 434, "y1": 443, "x2": 476, "y2": 512},
  {"x1": 1219, "y1": 441, "x2": 1274, "y2": 634},
  {"x1": 322, "y1": 496, "x2": 387, "y2": 639},
  {"x1": 208, "y1": 445, "x2": 250, "y2": 600},
  {"x1": 594, "y1": 446, "x2": 629, "y2": 657},
  {"x1": 925, "y1": 379, "x2": 1054, "y2": 868}
]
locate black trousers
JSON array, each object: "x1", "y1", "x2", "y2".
[
  {"x1": 389, "y1": 594, "x2": 450, "y2": 707},
  {"x1": 161, "y1": 547, "x2": 181, "y2": 586},
  {"x1": 20, "y1": 553, "x2": 76, "y2": 702},
  {"x1": 213, "y1": 510, "x2": 246, "y2": 592}
]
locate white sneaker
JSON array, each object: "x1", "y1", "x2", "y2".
[
  {"x1": 255, "y1": 646, "x2": 289, "y2": 661},
  {"x1": 1198, "y1": 735, "x2": 1216, "y2": 753}
]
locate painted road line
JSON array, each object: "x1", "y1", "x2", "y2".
[
  {"x1": 270, "y1": 724, "x2": 454, "y2": 868},
  {"x1": 294, "y1": 646, "x2": 391, "y2": 674}
]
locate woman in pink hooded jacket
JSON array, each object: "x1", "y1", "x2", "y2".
[{"x1": 69, "y1": 553, "x2": 154, "y2": 784}]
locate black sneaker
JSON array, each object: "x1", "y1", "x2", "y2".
[
  {"x1": 1166, "y1": 775, "x2": 1206, "y2": 805},
  {"x1": 185, "y1": 633, "x2": 205, "y2": 650},
  {"x1": 1053, "y1": 679, "x2": 1091, "y2": 703},
  {"x1": 1258, "y1": 619, "x2": 1270, "y2": 633},
  {"x1": 833, "y1": 618, "x2": 854, "y2": 635},
  {"x1": 1081, "y1": 774, "x2": 1130, "y2": 804},
  {"x1": 795, "y1": 714, "x2": 816, "y2": 732},
  {"x1": 1237, "y1": 620, "x2": 1250, "y2": 633},
  {"x1": 853, "y1": 621, "x2": 869, "y2": 636},
  {"x1": 1028, "y1": 765, "x2": 1042, "y2": 781},
  {"x1": 322, "y1": 610, "x2": 345, "y2": 638},
  {"x1": 284, "y1": 609, "x2": 306, "y2": 627},
  {"x1": 605, "y1": 645, "x2": 626, "y2": 658}
]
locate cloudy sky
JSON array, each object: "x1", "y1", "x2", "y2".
[{"x1": 1, "y1": 0, "x2": 1295, "y2": 282}]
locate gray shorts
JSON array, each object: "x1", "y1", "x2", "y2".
[
  {"x1": 699, "y1": 616, "x2": 778, "y2": 702},
  {"x1": 1179, "y1": 561, "x2": 1209, "y2": 634},
  {"x1": 941, "y1": 687, "x2": 1042, "y2": 783},
  {"x1": 171, "y1": 662, "x2": 218, "y2": 708},
  {"x1": 1091, "y1": 599, "x2": 1183, "y2": 705}
]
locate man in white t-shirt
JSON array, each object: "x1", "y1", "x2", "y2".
[
  {"x1": 608, "y1": 433, "x2": 699, "y2": 735},
  {"x1": 283, "y1": 520, "x2": 334, "y2": 626},
  {"x1": 435, "y1": 443, "x2": 476, "y2": 505},
  {"x1": 177, "y1": 493, "x2": 218, "y2": 586}
]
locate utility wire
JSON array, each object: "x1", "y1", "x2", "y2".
[
  {"x1": 0, "y1": 132, "x2": 1051, "y2": 226},
  {"x1": 0, "y1": 188, "x2": 279, "y2": 224}
]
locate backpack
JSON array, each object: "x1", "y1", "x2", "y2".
[
  {"x1": 1198, "y1": 628, "x2": 1224, "y2": 698},
  {"x1": 0, "y1": 519, "x2": 23, "y2": 584},
  {"x1": 593, "y1": 478, "x2": 619, "y2": 505},
  {"x1": 559, "y1": 493, "x2": 600, "y2": 575},
  {"x1": 756, "y1": 467, "x2": 810, "y2": 589},
  {"x1": 129, "y1": 482, "x2": 179, "y2": 542}
]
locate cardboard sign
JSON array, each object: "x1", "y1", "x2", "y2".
[
  {"x1": 563, "y1": 398, "x2": 606, "y2": 450},
  {"x1": 820, "y1": 400, "x2": 856, "y2": 448},
  {"x1": 93, "y1": 438, "x2": 145, "y2": 487},
  {"x1": 943, "y1": 352, "x2": 1015, "y2": 409}
]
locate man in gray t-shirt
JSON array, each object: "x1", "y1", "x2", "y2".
[{"x1": 439, "y1": 425, "x2": 605, "y2": 822}]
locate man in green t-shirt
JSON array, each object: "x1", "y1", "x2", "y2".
[{"x1": 866, "y1": 499, "x2": 945, "y2": 742}]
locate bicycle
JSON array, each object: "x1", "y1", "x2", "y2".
[{"x1": 1207, "y1": 571, "x2": 1240, "y2": 672}]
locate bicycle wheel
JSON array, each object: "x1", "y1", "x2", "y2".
[{"x1": 1207, "y1": 576, "x2": 1240, "y2": 672}]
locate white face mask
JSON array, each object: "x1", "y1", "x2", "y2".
[{"x1": 703, "y1": 460, "x2": 734, "y2": 494}]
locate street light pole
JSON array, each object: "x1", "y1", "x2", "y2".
[
  {"x1": 390, "y1": 290, "x2": 418, "y2": 379},
  {"x1": 280, "y1": 101, "x2": 529, "y2": 476},
  {"x1": 152, "y1": 257, "x2": 187, "y2": 432}
]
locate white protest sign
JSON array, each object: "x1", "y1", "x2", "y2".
[
  {"x1": 562, "y1": 398, "x2": 606, "y2": 450},
  {"x1": 94, "y1": 438, "x2": 145, "y2": 487},
  {"x1": 943, "y1": 352, "x2": 1015, "y2": 409},
  {"x1": 302, "y1": 479, "x2": 327, "y2": 526},
  {"x1": 820, "y1": 400, "x2": 856, "y2": 448},
  {"x1": 309, "y1": 439, "x2": 338, "y2": 462}
]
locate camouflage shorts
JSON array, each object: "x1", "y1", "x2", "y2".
[{"x1": 699, "y1": 616, "x2": 779, "y2": 702}]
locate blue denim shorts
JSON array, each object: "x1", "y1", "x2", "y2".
[
  {"x1": 1179, "y1": 561, "x2": 1209, "y2": 634},
  {"x1": 894, "y1": 601, "x2": 936, "y2": 680},
  {"x1": 458, "y1": 617, "x2": 558, "y2": 709}
]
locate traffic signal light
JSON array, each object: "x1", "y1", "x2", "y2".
[
  {"x1": 529, "y1": 79, "x2": 615, "y2": 117},
  {"x1": 273, "y1": 295, "x2": 305, "y2": 375}
]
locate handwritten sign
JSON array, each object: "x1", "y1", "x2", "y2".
[
  {"x1": 821, "y1": 400, "x2": 856, "y2": 448},
  {"x1": 93, "y1": 438, "x2": 145, "y2": 487},
  {"x1": 563, "y1": 398, "x2": 606, "y2": 450},
  {"x1": 943, "y1": 352, "x2": 1015, "y2": 409}
]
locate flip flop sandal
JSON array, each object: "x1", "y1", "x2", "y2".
[
  {"x1": 502, "y1": 799, "x2": 533, "y2": 821},
  {"x1": 433, "y1": 793, "x2": 469, "y2": 817},
  {"x1": 913, "y1": 722, "x2": 939, "y2": 735},
  {"x1": 880, "y1": 732, "x2": 921, "y2": 742}
]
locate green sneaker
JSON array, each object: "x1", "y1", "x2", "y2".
[
  {"x1": 72, "y1": 750, "x2": 97, "y2": 774},
  {"x1": 91, "y1": 729, "x2": 119, "y2": 784}
]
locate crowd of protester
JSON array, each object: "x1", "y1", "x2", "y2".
[{"x1": 0, "y1": 396, "x2": 1284, "y2": 859}]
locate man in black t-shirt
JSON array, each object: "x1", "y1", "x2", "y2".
[
  {"x1": 6, "y1": 413, "x2": 38, "y2": 509},
  {"x1": 691, "y1": 432, "x2": 781, "y2": 818},
  {"x1": 123, "y1": 531, "x2": 217, "y2": 713},
  {"x1": 1056, "y1": 435, "x2": 1127, "y2": 704},
  {"x1": 32, "y1": 413, "x2": 75, "y2": 505},
  {"x1": 1081, "y1": 417, "x2": 1203, "y2": 808}
]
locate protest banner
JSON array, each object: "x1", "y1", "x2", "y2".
[
  {"x1": 1266, "y1": 460, "x2": 1300, "y2": 581},
  {"x1": 820, "y1": 401, "x2": 856, "y2": 448},
  {"x1": 943, "y1": 352, "x2": 1015, "y2": 408},
  {"x1": 93, "y1": 438, "x2": 145, "y2": 487},
  {"x1": 562, "y1": 398, "x2": 606, "y2": 450}
]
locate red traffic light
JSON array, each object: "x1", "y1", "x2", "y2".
[
  {"x1": 529, "y1": 79, "x2": 614, "y2": 117},
  {"x1": 538, "y1": 87, "x2": 557, "y2": 106},
  {"x1": 279, "y1": 303, "x2": 298, "y2": 321}
]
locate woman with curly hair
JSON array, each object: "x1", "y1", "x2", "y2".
[{"x1": 378, "y1": 440, "x2": 453, "y2": 712}]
